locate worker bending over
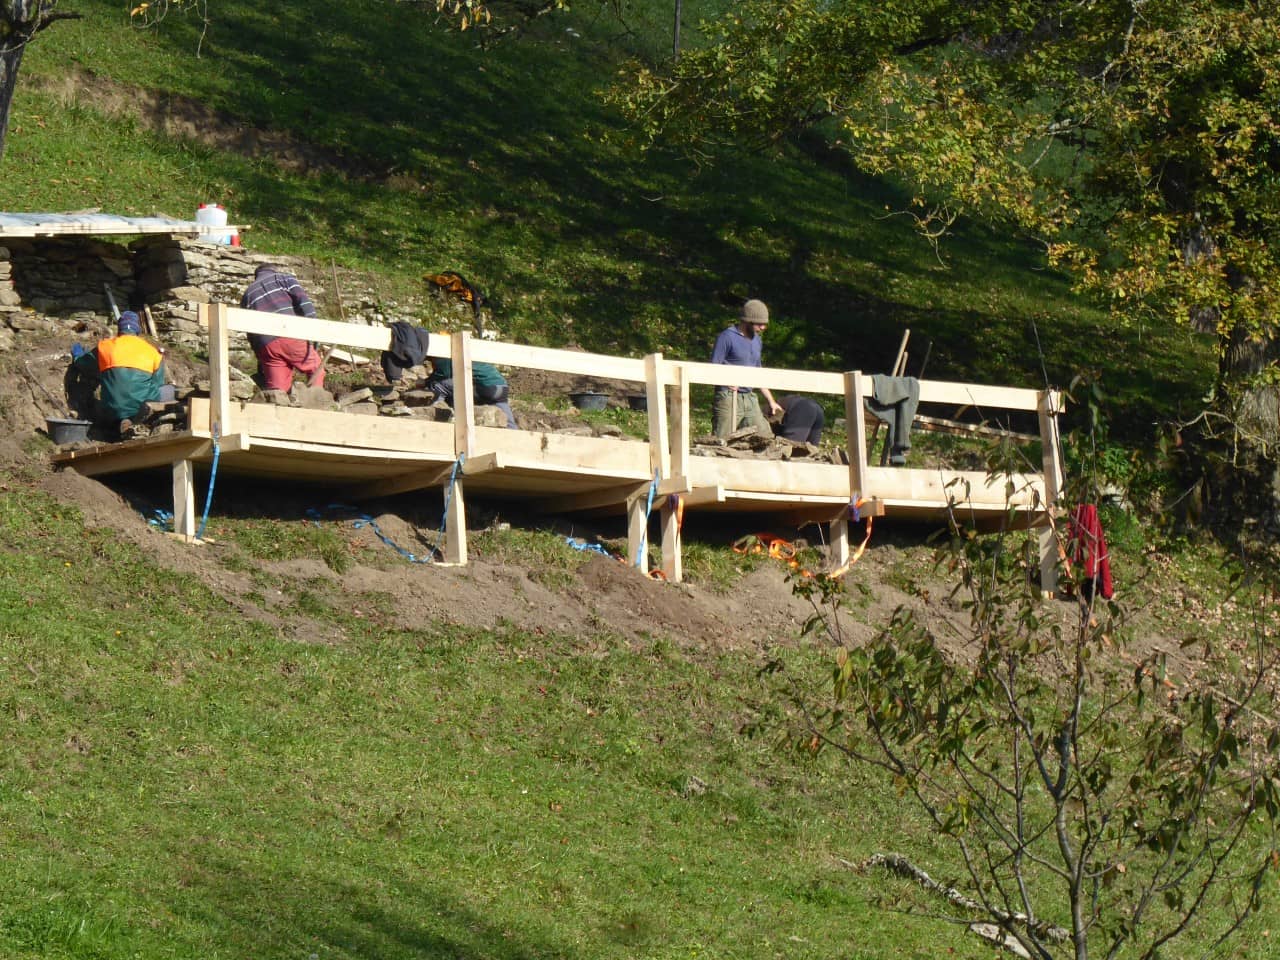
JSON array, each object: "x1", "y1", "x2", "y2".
[{"x1": 70, "y1": 311, "x2": 173, "y2": 440}]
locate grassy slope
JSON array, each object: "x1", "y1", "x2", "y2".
[
  {"x1": 1, "y1": 2, "x2": 1261, "y2": 957},
  {"x1": 10, "y1": 0, "x2": 1213, "y2": 433},
  {"x1": 0, "y1": 487, "x2": 973, "y2": 960}
]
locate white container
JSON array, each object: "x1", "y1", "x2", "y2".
[{"x1": 195, "y1": 203, "x2": 232, "y2": 244}]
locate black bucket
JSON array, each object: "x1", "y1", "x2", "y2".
[
  {"x1": 626, "y1": 394, "x2": 648, "y2": 411},
  {"x1": 46, "y1": 417, "x2": 92, "y2": 444},
  {"x1": 569, "y1": 392, "x2": 609, "y2": 411}
]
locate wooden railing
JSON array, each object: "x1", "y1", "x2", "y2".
[{"x1": 188, "y1": 304, "x2": 1064, "y2": 584}]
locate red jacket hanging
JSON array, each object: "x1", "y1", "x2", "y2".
[{"x1": 1070, "y1": 504, "x2": 1114, "y2": 599}]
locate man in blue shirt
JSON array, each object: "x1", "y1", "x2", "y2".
[{"x1": 710, "y1": 299, "x2": 782, "y2": 437}]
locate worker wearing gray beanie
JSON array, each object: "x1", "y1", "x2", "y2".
[{"x1": 709, "y1": 298, "x2": 782, "y2": 438}]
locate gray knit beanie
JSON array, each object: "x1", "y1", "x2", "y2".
[{"x1": 741, "y1": 299, "x2": 769, "y2": 323}]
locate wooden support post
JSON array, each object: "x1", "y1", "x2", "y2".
[
  {"x1": 660, "y1": 497, "x2": 682, "y2": 583},
  {"x1": 206, "y1": 304, "x2": 231, "y2": 438},
  {"x1": 444, "y1": 477, "x2": 468, "y2": 565},
  {"x1": 172, "y1": 458, "x2": 196, "y2": 540},
  {"x1": 1037, "y1": 389, "x2": 1065, "y2": 597},
  {"x1": 627, "y1": 492, "x2": 648, "y2": 571},
  {"x1": 837, "y1": 370, "x2": 870, "y2": 567},
  {"x1": 668, "y1": 363, "x2": 690, "y2": 481},
  {"x1": 663, "y1": 364, "x2": 689, "y2": 582},
  {"x1": 644, "y1": 353, "x2": 670, "y2": 480},
  {"x1": 452, "y1": 331, "x2": 476, "y2": 460}
]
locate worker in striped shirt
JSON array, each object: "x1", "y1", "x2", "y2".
[{"x1": 240, "y1": 264, "x2": 325, "y2": 391}]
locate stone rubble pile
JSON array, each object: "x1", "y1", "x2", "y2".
[{"x1": 693, "y1": 426, "x2": 846, "y2": 464}]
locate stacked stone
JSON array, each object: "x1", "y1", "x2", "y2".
[
  {"x1": 0, "y1": 247, "x2": 17, "y2": 352},
  {"x1": 0, "y1": 232, "x2": 477, "y2": 356}
]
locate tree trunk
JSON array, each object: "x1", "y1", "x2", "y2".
[{"x1": 0, "y1": 41, "x2": 27, "y2": 161}]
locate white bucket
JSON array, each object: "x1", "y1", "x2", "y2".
[{"x1": 195, "y1": 203, "x2": 232, "y2": 244}]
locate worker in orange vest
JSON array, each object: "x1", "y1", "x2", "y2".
[{"x1": 71, "y1": 312, "x2": 173, "y2": 440}]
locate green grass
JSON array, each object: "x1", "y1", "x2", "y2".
[
  {"x1": 9, "y1": 0, "x2": 1215, "y2": 442},
  {"x1": 0, "y1": 0, "x2": 1261, "y2": 953},
  {"x1": 0, "y1": 486, "x2": 995, "y2": 960}
]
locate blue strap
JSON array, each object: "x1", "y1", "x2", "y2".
[
  {"x1": 306, "y1": 502, "x2": 434, "y2": 564},
  {"x1": 304, "y1": 453, "x2": 466, "y2": 565},
  {"x1": 196, "y1": 424, "x2": 221, "y2": 541},
  {"x1": 634, "y1": 468, "x2": 660, "y2": 568},
  {"x1": 427, "y1": 453, "x2": 466, "y2": 560},
  {"x1": 565, "y1": 536, "x2": 614, "y2": 558},
  {"x1": 147, "y1": 508, "x2": 174, "y2": 531}
]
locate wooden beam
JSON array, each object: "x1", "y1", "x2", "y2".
[
  {"x1": 669, "y1": 364, "x2": 690, "y2": 482},
  {"x1": 845, "y1": 370, "x2": 869, "y2": 499},
  {"x1": 660, "y1": 495, "x2": 682, "y2": 583},
  {"x1": 344, "y1": 461, "x2": 463, "y2": 501},
  {"x1": 206, "y1": 304, "x2": 232, "y2": 436},
  {"x1": 453, "y1": 331, "x2": 476, "y2": 459},
  {"x1": 173, "y1": 458, "x2": 196, "y2": 539},
  {"x1": 529, "y1": 476, "x2": 690, "y2": 515},
  {"x1": 1037, "y1": 388, "x2": 1066, "y2": 597},
  {"x1": 443, "y1": 478, "x2": 467, "y2": 565},
  {"x1": 912, "y1": 413, "x2": 1039, "y2": 442},
  {"x1": 678, "y1": 485, "x2": 726, "y2": 507},
  {"x1": 644, "y1": 352, "x2": 670, "y2": 481},
  {"x1": 627, "y1": 495, "x2": 648, "y2": 570},
  {"x1": 472, "y1": 339, "x2": 646, "y2": 383}
]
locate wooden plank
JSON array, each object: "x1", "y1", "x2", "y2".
[
  {"x1": 670, "y1": 358, "x2": 845, "y2": 395},
  {"x1": 207, "y1": 304, "x2": 232, "y2": 435},
  {"x1": 915, "y1": 379, "x2": 1041, "y2": 411},
  {"x1": 644, "y1": 353, "x2": 670, "y2": 481},
  {"x1": 219, "y1": 305, "x2": 404, "y2": 352},
  {"x1": 453, "y1": 331, "x2": 476, "y2": 459},
  {"x1": 52, "y1": 436, "x2": 215, "y2": 476},
  {"x1": 190, "y1": 397, "x2": 456, "y2": 453},
  {"x1": 471, "y1": 339, "x2": 646, "y2": 383}
]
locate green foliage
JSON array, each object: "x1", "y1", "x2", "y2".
[
  {"x1": 612, "y1": 0, "x2": 1280, "y2": 387},
  {"x1": 5, "y1": 0, "x2": 1216, "y2": 441},
  {"x1": 762, "y1": 489, "x2": 1280, "y2": 959}
]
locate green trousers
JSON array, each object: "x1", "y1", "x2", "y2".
[{"x1": 713, "y1": 389, "x2": 772, "y2": 438}]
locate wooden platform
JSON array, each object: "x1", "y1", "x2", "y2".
[{"x1": 52, "y1": 304, "x2": 1065, "y2": 584}]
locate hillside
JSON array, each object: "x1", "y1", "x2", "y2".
[
  {"x1": 8, "y1": 0, "x2": 1215, "y2": 437},
  {"x1": 2, "y1": 2, "x2": 1274, "y2": 958}
]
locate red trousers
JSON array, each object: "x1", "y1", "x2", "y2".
[{"x1": 257, "y1": 337, "x2": 324, "y2": 391}]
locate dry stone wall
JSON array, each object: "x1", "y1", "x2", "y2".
[{"x1": 0, "y1": 234, "x2": 442, "y2": 362}]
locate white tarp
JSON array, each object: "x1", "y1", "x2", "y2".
[{"x1": 0, "y1": 211, "x2": 237, "y2": 238}]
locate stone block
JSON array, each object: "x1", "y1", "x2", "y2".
[
  {"x1": 337, "y1": 387, "x2": 374, "y2": 407},
  {"x1": 167, "y1": 285, "x2": 210, "y2": 303},
  {"x1": 291, "y1": 384, "x2": 335, "y2": 410}
]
